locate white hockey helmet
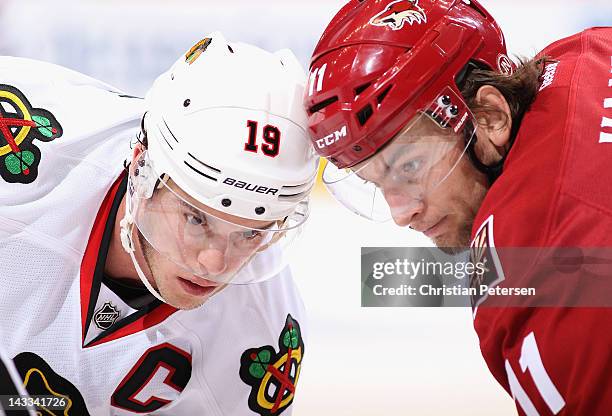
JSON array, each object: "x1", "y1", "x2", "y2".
[{"x1": 121, "y1": 33, "x2": 318, "y2": 301}]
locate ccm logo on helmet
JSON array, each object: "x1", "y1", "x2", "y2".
[
  {"x1": 223, "y1": 178, "x2": 278, "y2": 195},
  {"x1": 316, "y1": 126, "x2": 348, "y2": 149}
]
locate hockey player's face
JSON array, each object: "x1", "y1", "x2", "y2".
[
  {"x1": 137, "y1": 232, "x2": 225, "y2": 310},
  {"x1": 135, "y1": 181, "x2": 276, "y2": 310},
  {"x1": 357, "y1": 119, "x2": 489, "y2": 250},
  {"x1": 407, "y1": 144, "x2": 489, "y2": 250}
]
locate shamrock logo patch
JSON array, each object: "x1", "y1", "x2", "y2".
[
  {"x1": 0, "y1": 84, "x2": 62, "y2": 184},
  {"x1": 239, "y1": 315, "x2": 304, "y2": 416}
]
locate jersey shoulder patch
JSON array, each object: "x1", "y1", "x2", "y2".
[{"x1": 0, "y1": 84, "x2": 63, "y2": 184}]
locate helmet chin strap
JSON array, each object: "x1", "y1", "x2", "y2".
[
  {"x1": 463, "y1": 122, "x2": 505, "y2": 184},
  {"x1": 119, "y1": 206, "x2": 167, "y2": 303}
]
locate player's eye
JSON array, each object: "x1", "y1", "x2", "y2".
[
  {"x1": 401, "y1": 159, "x2": 423, "y2": 174},
  {"x1": 241, "y1": 230, "x2": 262, "y2": 241},
  {"x1": 182, "y1": 213, "x2": 210, "y2": 239},
  {"x1": 231, "y1": 230, "x2": 264, "y2": 250},
  {"x1": 391, "y1": 151, "x2": 425, "y2": 178},
  {"x1": 184, "y1": 213, "x2": 208, "y2": 229}
]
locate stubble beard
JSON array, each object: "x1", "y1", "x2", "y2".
[
  {"x1": 430, "y1": 201, "x2": 478, "y2": 256},
  {"x1": 433, "y1": 221, "x2": 473, "y2": 255}
]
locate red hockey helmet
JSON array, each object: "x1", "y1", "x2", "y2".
[{"x1": 304, "y1": 0, "x2": 512, "y2": 221}]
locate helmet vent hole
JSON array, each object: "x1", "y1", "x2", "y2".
[
  {"x1": 183, "y1": 99, "x2": 191, "y2": 107},
  {"x1": 377, "y1": 86, "x2": 392, "y2": 105},
  {"x1": 222, "y1": 199, "x2": 232, "y2": 207},
  {"x1": 354, "y1": 82, "x2": 371, "y2": 96},
  {"x1": 309, "y1": 96, "x2": 338, "y2": 114},
  {"x1": 255, "y1": 207, "x2": 266, "y2": 215},
  {"x1": 357, "y1": 104, "x2": 373, "y2": 126},
  {"x1": 228, "y1": 45, "x2": 234, "y2": 53}
]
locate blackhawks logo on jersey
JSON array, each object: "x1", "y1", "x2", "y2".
[
  {"x1": 239, "y1": 315, "x2": 304, "y2": 416},
  {"x1": 0, "y1": 84, "x2": 62, "y2": 184},
  {"x1": 13, "y1": 352, "x2": 91, "y2": 415}
]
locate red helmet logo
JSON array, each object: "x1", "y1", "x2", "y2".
[{"x1": 369, "y1": 0, "x2": 427, "y2": 31}]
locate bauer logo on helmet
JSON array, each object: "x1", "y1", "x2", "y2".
[{"x1": 223, "y1": 178, "x2": 279, "y2": 196}]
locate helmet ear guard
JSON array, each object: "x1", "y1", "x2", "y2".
[
  {"x1": 461, "y1": 120, "x2": 504, "y2": 184},
  {"x1": 121, "y1": 152, "x2": 156, "y2": 256},
  {"x1": 130, "y1": 152, "x2": 157, "y2": 200}
]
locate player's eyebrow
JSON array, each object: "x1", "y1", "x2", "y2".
[
  {"x1": 260, "y1": 220, "x2": 278, "y2": 231},
  {"x1": 178, "y1": 198, "x2": 277, "y2": 230},
  {"x1": 384, "y1": 144, "x2": 422, "y2": 170},
  {"x1": 178, "y1": 198, "x2": 205, "y2": 216}
]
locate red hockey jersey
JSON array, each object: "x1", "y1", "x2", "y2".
[{"x1": 471, "y1": 28, "x2": 612, "y2": 415}]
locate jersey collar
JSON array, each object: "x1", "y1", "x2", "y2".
[{"x1": 80, "y1": 173, "x2": 178, "y2": 348}]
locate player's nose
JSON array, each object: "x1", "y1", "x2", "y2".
[
  {"x1": 384, "y1": 189, "x2": 425, "y2": 227},
  {"x1": 197, "y1": 248, "x2": 228, "y2": 276}
]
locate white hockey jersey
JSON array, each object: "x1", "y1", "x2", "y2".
[{"x1": 0, "y1": 57, "x2": 307, "y2": 416}]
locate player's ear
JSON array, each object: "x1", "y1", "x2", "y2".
[
  {"x1": 132, "y1": 143, "x2": 144, "y2": 163},
  {"x1": 474, "y1": 85, "x2": 512, "y2": 148},
  {"x1": 128, "y1": 139, "x2": 146, "y2": 178},
  {"x1": 131, "y1": 113, "x2": 149, "y2": 163}
]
